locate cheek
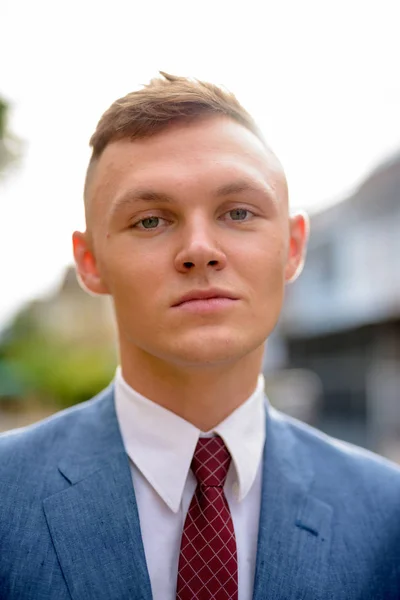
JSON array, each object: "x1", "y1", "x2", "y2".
[
  {"x1": 243, "y1": 241, "x2": 287, "y2": 288},
  {"x1": 101, "y1": 245, "x2": 165, "y2": 304}
]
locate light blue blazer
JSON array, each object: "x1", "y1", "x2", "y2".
[{"x1": 1, "y1": 385, "x2": 400, "y2": 599}]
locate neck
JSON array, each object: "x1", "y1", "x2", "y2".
[{"x1": 119, "y1": 345, "x2": 265, "y2": 431}]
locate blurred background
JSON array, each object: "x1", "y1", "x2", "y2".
[{"x1": 1, "y1": 0, "x2": 399, "y2": 460}]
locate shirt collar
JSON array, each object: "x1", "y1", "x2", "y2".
[{"x1": 114, "y1": 366, "x2": 266, "y2": 513}]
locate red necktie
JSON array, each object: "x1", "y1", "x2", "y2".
[{"x1": 176, "y1": 437, "x2": 238, "y2": 600}]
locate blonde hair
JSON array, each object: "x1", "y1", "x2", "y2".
[
  {"x1": 88, "y1": 72, "x2": 263, "y2": 163},
  {"x1": 83, "y1": 72, "x2": 266, "y2": 218}
]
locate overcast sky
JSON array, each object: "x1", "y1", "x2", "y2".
[{"x1": 1, "y1": 0, "x2": 400, "y2": 328}]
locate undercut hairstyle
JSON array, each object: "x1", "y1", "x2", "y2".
[{"x1": 84, "y1": 72, "x2": 264, "y2": 201}]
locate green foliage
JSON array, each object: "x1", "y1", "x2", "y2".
[
  {"x1": 0, "y1": 95, "x2": 23, "y2": 177},
  {"x1": 4, "y1": 332, "x2": 116, "y2": 409},
  {"x1": 0, "y1": 98, "x2": 7, "y2": 139},
  {"x1": 0, "y1": 360, "x2": 26, "y2": 398}
]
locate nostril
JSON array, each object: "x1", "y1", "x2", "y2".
[
  {"x1": 183, "y1": 262, "x2": 194, "y2": 269},
  {"x1": 208, "y1": 260, "x2": 218, "y2": 266}
]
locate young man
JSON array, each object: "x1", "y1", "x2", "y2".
[{"x1": 1, "y1": 73, "x2": 400, "y2": 600}]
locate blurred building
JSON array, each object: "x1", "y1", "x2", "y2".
[
  {"x1": 21, "y1": 267, "x2": 117, "y2": 346},
  {"x1": 0, "y1": 267, "x2": 117, "y2": 421},
  {"x1": 266, "y1": 150, "x2": 400, "y2": 456}
]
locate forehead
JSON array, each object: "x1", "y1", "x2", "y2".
[{"x1": 86, "y1": 116, "x2": 287, "y2": 216}]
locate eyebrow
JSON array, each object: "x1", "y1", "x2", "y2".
[
  {"x1": 214, "y1": 180, "x2": 272, "y2": 197},
  {"x1": 109, "y1": 190, "x2": 173, "y2": 219},
  {"x1": 109, "y1": 179, "x2": 273, "y2": 219}
]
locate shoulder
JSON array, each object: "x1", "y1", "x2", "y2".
[
  {"x1": 267, "y1": 407, "x2": 400, "y2": 596},
  {"x1": 269, "y1": 406, "x2": 400, "y2": 501},
  {"x1": 0, "y1": 386, "x2": 113, "y2": 477}
]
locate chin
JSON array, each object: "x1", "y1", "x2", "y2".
[{"x1": 164, "y1": 329, "x2": 264, "y2": 367}]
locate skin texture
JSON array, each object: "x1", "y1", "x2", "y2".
[{"x1": 73, "y1": 116, "x2": 309, "y2": 429}]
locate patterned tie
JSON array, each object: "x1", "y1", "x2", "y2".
[{"x1": 176, "y1": 437, "x2": 238, "y2": 600}]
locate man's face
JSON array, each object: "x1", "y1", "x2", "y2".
[{"x1": 74, "y1": 116, "x2": 307, "y2": 367}]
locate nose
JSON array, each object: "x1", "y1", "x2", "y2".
[{"x1": 174, "y1": 220, "x2": 227, "y2": 274}]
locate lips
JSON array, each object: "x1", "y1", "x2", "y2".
[{"x1": 172, "y1": 289, "x2": 238, "y2": 307}]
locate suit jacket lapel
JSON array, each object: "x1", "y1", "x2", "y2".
[
  {"x1": 43, "y1": 388, "x2": 152, "y2": 600},
  {"x1": 253, "y1": 404, "x2": 333, "y2": 600}
]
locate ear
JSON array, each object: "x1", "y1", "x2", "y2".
[
  {"x1": 72, "y1": 231, "x2": 109, "y2": 295},
  {"x1": 285, "y1": 211, "x2": 310, "y2": 283}
]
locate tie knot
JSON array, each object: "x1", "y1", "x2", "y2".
[{"x1": 191, "y1": 437, "x2": 231, "y2": 487}]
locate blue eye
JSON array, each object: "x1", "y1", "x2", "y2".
[{"x1": 229, "y1": 208, "x2": 249, "y2": 221}]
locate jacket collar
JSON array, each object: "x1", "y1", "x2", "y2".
[
  {"x1": 252, "y1": 404, "x2": 333, "y2": 600},
  {"x1": 43, "y1": 386, "x2": 332, "y2": 600},
  {"x1": 43, "y1": 386, "x2": 153, "y2": 600}
]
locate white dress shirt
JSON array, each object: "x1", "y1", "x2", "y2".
[{"x1": 114, "y1": 367, "x2": 266, "y2": 600}]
